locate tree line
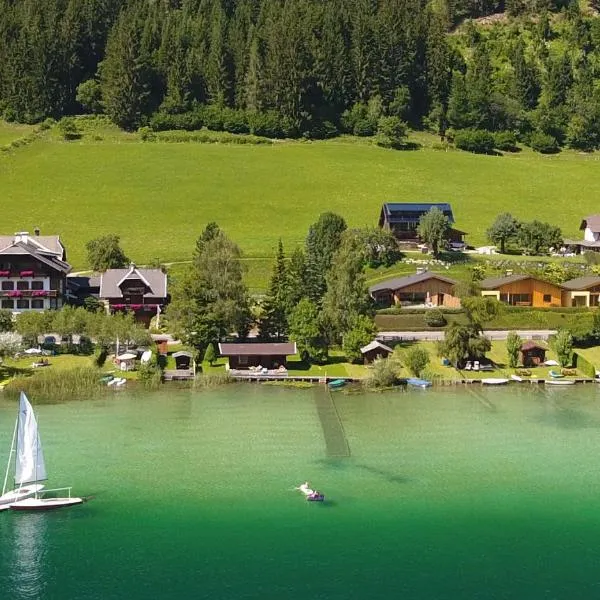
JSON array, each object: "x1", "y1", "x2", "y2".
[
  {"x1": 1, "y1": 0, "x2": 598, "y2": 150},
  {"x1": 166, "y1": 216, "x2": 400, "y2": 364}
]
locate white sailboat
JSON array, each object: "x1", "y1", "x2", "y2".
[
  {"x1": 4, "y1": 392, "x2": 83, "y2": 511},
  {"x1": 0, "y1": 391, "x2": 47, "y2": 511}
]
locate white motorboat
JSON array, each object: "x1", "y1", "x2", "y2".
[
  {"x1": 481, "y1": 378, "x2": 509, "y2": 385},
  {"x1": 510, "y1": 375, "x2": 523, "y2": 382},
  {"x1": 545, "y1": 379, "x2": 575, "y2": 386},
  {"x1": 1, "y1": 391, "x2": 46, "y2": 509},
  {"x1": 6, "y1": 392, "x2": 83, "y2": 511}
]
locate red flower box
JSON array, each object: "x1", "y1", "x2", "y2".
[
  {"x1": 31, "y1": 290, "x2": 47, "y2": 297},
  {"x1": 0, "y1": 270, "x2": 10, "y2": 276},
  {"x1": 8, "y1": 290, "x2": 22, "y2": 297},
  {"x1": 112, "y1": 304, "x2": 126, "y2": 310},
  {"x1": 20, "y1": 270, "x2": 34, "y2": 277},
  {"x1": 130, "y1": 304, "x2": 143, "y2": 310}
]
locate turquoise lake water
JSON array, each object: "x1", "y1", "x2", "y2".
[{"x1": 1, "y1": 384, "x2": 600, "y2": 599}]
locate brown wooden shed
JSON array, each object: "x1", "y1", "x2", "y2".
[
  {"x1": 520, "y1": 341, "x2": 547, "y2": 367},
  {"x1": 360, "y1": 340, "x2": 394, "y2": 364},
  {"x1": 218, "y1": 342, "x2": 297, "y2": 370}
]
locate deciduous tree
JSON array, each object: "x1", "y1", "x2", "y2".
[
  {"x1": 486, "y1": 213, "x2": 520, "y2": 254},
  {"x1": 417, "y1": 207, "x2": 450, "y2": 257},
  {"x1": 86, "y1": 234, "x2": 129, "y2": 271}
]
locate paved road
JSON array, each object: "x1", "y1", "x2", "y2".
[{"x1": 377, "y1": 330, "x2": 557, "y2": 342}]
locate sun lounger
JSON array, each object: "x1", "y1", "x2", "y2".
[
  {"x1": 464, "y1": 361, "x2": 472, "y2": 371},
  {"x1": 473, "y1": 361, "x2": 480, "y2": 371}
]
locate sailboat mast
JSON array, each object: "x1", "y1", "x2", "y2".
[{"x1": 2, "y1": 417, "x2": 18, "y2": 496}]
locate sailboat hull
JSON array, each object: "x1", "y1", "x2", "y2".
[
  {"x1": 0, "y1": 484, "x2": 45, "y2": 507},
  {"x1": 9, "y1": 497, "x2": 84, "y2": 511}
]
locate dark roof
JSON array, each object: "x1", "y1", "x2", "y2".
[
  {"x1": 99, "y1": 266, "x2": 167, "y2": 298},
  {"x1": 0, "y1": 239, "x2": 70, "y2": 273},
  {"x1": 67, "y1": 275, "x2": 101, "y2": 290},
  {"x1": 369, "y1": 271, "x2": 457, "y2": 294},
  {"x1": 379, "y1": 203, "x2": 454, "y2": 226},
  {"x1": 479, "y1": 274, "x2": 561, "y2": 290},
  {"x1": 562, "y1": 276, "x2": 600, "y2": 290},
  {"x1": 580, "y1": 215, "x2": 600, "y2": 232},
  {"x1": 218, "y1": 342, "x2": 297, "y2": 356},
  {"x1": 520, "y1": 341, "x2": 547, "y2": 351}
]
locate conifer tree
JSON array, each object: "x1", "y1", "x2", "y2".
[{"x1": 260, "y1": 240, "x2": 290, "y2": 341}]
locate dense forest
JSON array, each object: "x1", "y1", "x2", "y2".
[{"x1": 1, "y1": 0, "x2": 600, "y2": 149}]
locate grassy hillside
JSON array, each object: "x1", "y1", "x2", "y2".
[{"x1": 1, "y1": 120, "x2": 599, "y2": 269}]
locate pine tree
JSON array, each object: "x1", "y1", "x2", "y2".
[
  {"x1": 260, "y1": 240, "x2": 290, "y2": 341},
  {"x1": 100, "y1": 7, "x2": 154, "y2": 130},
  {"x1": 511, "y1": 39, "x2": 540, "y2": 110}
]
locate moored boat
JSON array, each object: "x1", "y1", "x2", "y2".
[
  {"x1": 545, "y1": 379, "x2": 575, "y2": 385},
  {"x1": 328, "y1": 379, "x2": 346, "y2": 389},
  {"x1": 406, "y1": 378, "x2": 432, "y2": 388},
  {"x1": 481, "y1": 378, "x2": 509, "y2": 385}
]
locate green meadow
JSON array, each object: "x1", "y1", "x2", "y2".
[{"x1": 1, "y1": 119, "x2": 599, "y2": 271}]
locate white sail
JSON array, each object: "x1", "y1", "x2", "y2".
[{"x1": 15, "y1": 392, "x2": 47, "y2": 485}]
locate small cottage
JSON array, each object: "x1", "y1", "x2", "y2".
[
  {"x1": 173, "y1": 351, "x2": 193, "y2": 370},
  {"x1": 360, "y1": 340, "x2": 393, "y2": 364},
  {"x1": 369, "y1": 271, "x2": 460, "y2": 308},
  {"x1": 520, "y1": 341, "x2": 547, "y2": 367},
  {"x1": 218, "y1": 342, "x2": 297, "y2": 370}
]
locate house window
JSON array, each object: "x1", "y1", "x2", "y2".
[
  {"x1": 31, "y1": 280, "x2": 44, "y2": 290},
  {"x1": 1, "y1": 299, "x2": 13, "y2": 309},
  {"x1": 49, "y1": 298, "x2": 58, "y2": 309},
  {"x1": 543, "y1": 294, "x2": 551, "y2": 303},
  {"x1": 511, "y1": 294, "x2": 531, "y2": 305},
  {"x1": 239, "y1": 355, "x2": 248, "y2": 365},
  {"x1": 499, "y1": 294, "x2": 508, "y2": 303},
  {"x1": 16, "y1": 281, "x2": 29, "y2": 290},
  {"x1": 16, "y1": 299, "x2": 29, "y2": 309},
  {"x1": 1, "y1": 281, "x2": 14, "y2": 290},
  {"x1": 31, "y1": 299, "x2": 44, "y2": 309}
]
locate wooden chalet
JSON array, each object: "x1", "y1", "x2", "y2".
[
  {"x1": 0, "y1": 230, "x2": 70, "y2": 313},
  {"x1": 99, "y1": 264, "x2": 168, "y2": 326},
  {"x1": 218, "y1": 342, "x2": 297, "y2": 370},
  {"x1": 561, "y1": 276, "x2": 600, "y2": 307},
  {"x1": 369, "y1": 271, "x2": 460, "y2": 308},
  {"x1": 480, "y1": 274, "x2": 562, "y2": 308},
  {"x1": 378, "y1": 203, "x2": 466, "y2": 249},
  {"x1": 519, "y1": 341, "x2": 547, "y2": 367},
  {"x1": 360, "y1": 340, "x2": 393, "y2": 364}
]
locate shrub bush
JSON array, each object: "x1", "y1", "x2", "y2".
[
  {"x1": 423, "y1": 308, "x2": 447, "y2": 327},
  {"x1": 494, "y1": 131, "x2": 518, "y2": 152},
  {"x1": 454, "y1": 129, "x2": 495, "y2": 154},
  {"x1": 58, "y1": 117, "x2": 81, "y2": 140},
  {"x1": 353, "y1": 118, "x2": 376, "y2": 137},
  {"x1": 529, "y1": 131, "x2": 559, "y2": 154},
  {"x1": 221, "y1": 108, "x2": 250, "y2": 134}
]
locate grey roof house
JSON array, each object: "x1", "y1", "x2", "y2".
[
  {"x1": 0, "y1": 230, "x2": 71, "y2": 313},
  {"x1": 99, "y1": 264, "x2": 168, "y2": 325}
]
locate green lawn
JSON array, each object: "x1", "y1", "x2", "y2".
[
  {"x1": 0, "y1": 354, "x2": 93, "y2": 385},
  {"x1": 0, "y1": 121, "x2": 35, "y2": 145},
  {"x1": 2, "y1": 119, "x2": 600, "y2": 269}
]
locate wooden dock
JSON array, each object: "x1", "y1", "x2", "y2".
[
  {"x1": 163, "y1": 369, "x2": 195, "y2": 381},
  {"x1": 229, "y1": 374, "x2": 361, "y2": 384}
]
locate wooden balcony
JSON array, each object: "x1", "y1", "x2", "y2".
[{"x1": 0, "y1": 289, "x2": 58, "y2": 298}]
